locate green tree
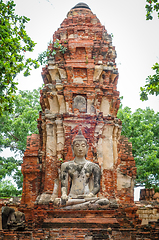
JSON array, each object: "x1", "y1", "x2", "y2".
[
  {"x1": 0, "y1": 88, "x2": 41, "y2": 196},
  {"x1": 117, "y1": 106, "x2": 159, "y2": 190},
  {"x1": 145, "y1": 0, "x2": 159, "y2": 20},
  {"x1": 140, "y1": 63, "x2": 159, "y2": 101},
  {"x1": 0, "y1": 0, "x2": 39, "y2": 115},
  {"x1": 0, "y1": 180, "x2": 21, "y2": 197},
  {"x1": 140, "y1": 0, "x2": 159, "y2": 100}
]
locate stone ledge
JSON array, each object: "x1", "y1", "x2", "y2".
[
  {"x1": 43, "y1": 217, "x2": 119, "y2": 229},
  {"x1": 44, "y1": 217, "x2": 118, "y2": 224}
]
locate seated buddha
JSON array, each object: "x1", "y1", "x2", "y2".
[{"x1": 52, "y1": 130, "x2": 110, "y2": 209}]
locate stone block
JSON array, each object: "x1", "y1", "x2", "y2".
[{"x1": 141, "y1": 218, "x2": 149, "y2": 225}]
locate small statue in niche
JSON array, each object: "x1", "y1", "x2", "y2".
[
  {"x1": 73, "y1": 95, "x2": 86, "y2": 113},
  {"x1": 2, "y1": 206, "x2": 25, "y2": 230},
  {"x1": 53, "y1": 130, "x2": 110, "y2": 209}
]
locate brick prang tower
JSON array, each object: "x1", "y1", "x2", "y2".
[{"x1": 20, "y1": 2, "x2": 138, "y2": 236}]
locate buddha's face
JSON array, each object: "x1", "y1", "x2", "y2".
[{"x1": 73, "y1": 140, "x2": 88, "y2": 158}]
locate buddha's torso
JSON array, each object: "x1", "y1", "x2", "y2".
[{"x1": 67, "y1": 161, "x2": 92, "y2": 198}]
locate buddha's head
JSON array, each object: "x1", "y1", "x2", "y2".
[{"x1": 72, "y1": 129, "x2": 88, "y2": 158}]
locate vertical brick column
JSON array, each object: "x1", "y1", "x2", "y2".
[
  {"x1": 44, "y1": 118, "x2": 57, "y2": 193},
  {"x1": 21, "y1": 134, "x2": 41, "y2": 207}
]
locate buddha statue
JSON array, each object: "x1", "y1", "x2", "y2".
[{"x1": 52, "y1": 130, "x2": 110, "y2": 209}]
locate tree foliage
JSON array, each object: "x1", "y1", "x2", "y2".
[
  {"x1": 140, "y1": 1, "x2": 159, "y2": 100},
  {"x1": 38, "y1": 39, "x2": 67, "y2": 66},
  {"x1": 0, "y1": 88, "x2": 41, "y2": 196},
  {"x1": 0, "y1": 0, "x2": 39, "y2": 115},
  {"x1": 140, "y1": 62, "x2": 159, "y2": 101},
  {"x1": 0, "y1": 157, "x2": 18, "y2": 180},
  {"x1": 0, "y1": 180, "x2": 21, "y2": 197},
  {"x1": 145, "y1": 0, "x2": 159, "y2": 20},
  {"x1": 117, "y1": 107, "x2": 159, "y2": 190}
]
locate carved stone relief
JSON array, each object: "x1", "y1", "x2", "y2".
[
  {"x1": 73, "y1": 95, "x2": 86, "y2": 113},
  {"x1": 2, "y1": 207, "x2": 25, "y2": 230}
]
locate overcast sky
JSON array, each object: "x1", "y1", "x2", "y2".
[{"x1": 13, "y1": 0, "x2": 159, "y2": 113}]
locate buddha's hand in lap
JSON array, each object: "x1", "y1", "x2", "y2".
[
  {"x1": 61, "y1": 194, "x2": 68, "y2": 205},
  {"x1": 84, "y1": 192, "x2": 95, "y2": 198}
]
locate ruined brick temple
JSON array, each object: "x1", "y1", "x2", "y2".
[{"x1": 1, "y1": 3, "x2": 159, "y2": 239}]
